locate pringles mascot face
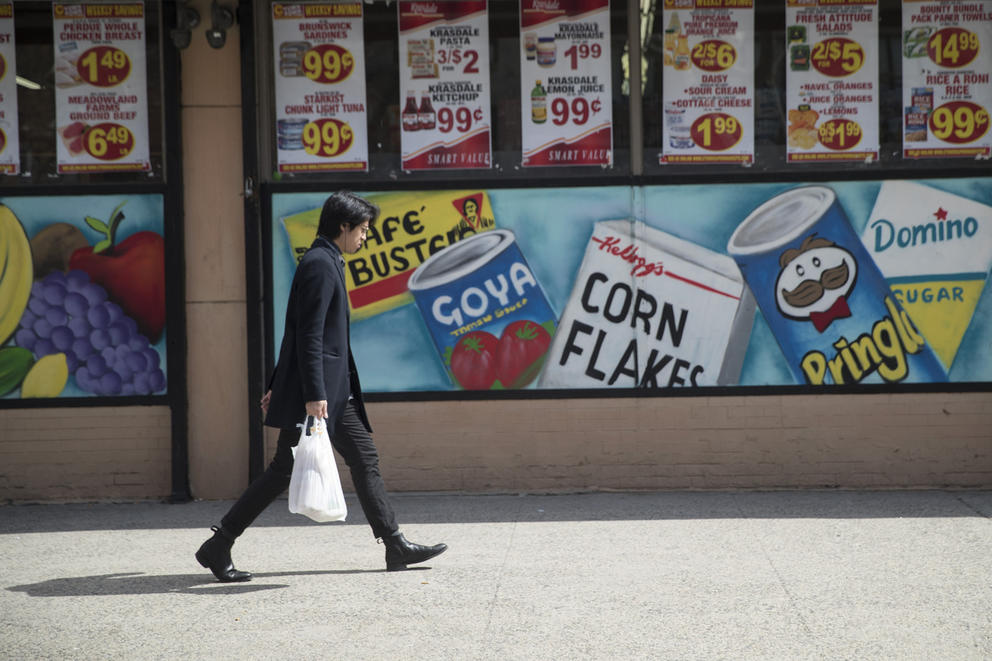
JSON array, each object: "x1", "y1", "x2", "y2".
[{"x1": 775, "y1": 234, "x2": 858, "y2": 332}]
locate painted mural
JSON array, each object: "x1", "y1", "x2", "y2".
[
  {"x1": 271, "y1": 178, "x2": 992, "y2": 392},
  {"x1": 0, "y1": 195, "x2": 166, "y2": 399}
]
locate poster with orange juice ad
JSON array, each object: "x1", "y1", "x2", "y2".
[
  {"x1": 660, "y1": 0, "x2": 755, "y2": 165},
  {"x1": 52, "y1": 2, "x2": 151, "y2": 173},
  {"x1": 901, "y1": 0, "x2": 992, "y2": 159},
  {"x1": 785, "y1": 0, "x2": 879, "y2": 163},
  {"x1": 0, "y1": 2, "x2": 19, "y2": 174}
]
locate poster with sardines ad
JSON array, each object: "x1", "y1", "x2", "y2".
[
  {"x1": 520, "y1": 0, "x2": 613, "y2": 167},
  {"x1": 398, "y1": 1, "x2": 492, "y2": 170},
  {"x1": 659, "y1": 0, "x2": 755, "y2": 165},
  {"x1": 52, "y1": 2, "x2": 150, "y2": 173},
  {"x1": 785, "y1": 0, "x2": 879, "y2": 163},
  {"x1": 272, "y1": 2, "x2": 368, "y2": 172},
  {"x1": 901, "y1": 0, "x2": 992, "y2": 159},
  {"x1": 0, "y1": 2, "x2": 19, "y2": 175},
  {"x1": 270, "y1": 178, "x2": 992, "y2": 394}
]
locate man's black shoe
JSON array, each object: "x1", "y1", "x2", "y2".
[
  {"x1": 195, "y1": 526, "x2": 252, "y2": 583},
  {"x1": 382, "y1": 532, "x2": 447, "y2": 571}
]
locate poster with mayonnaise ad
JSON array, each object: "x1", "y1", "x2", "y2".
[
  {"x1": 52, "y1": 2, "x2": 150, "y2": 173},
  {"x1": 398, "y1": 1, "x2": 492, "y2": 170},
  {"x1": 901, "y1": 0, "x2": 992, "y2": 159},
  {"x1": 280, "y1": 190, "x2": 496, "y2": 319},
  {"x1": 785, "y1": 0, "x2": 879, "y2": 163},
  {"x1": 660, "y1": 0, "x2": 754, "y2": 165},
  {"x1": 272, "y1": 2, "x2": 368, "y2": 172},
  {"x1": 0, "y1": 2, "x2": 19, "y2": 174},
  {"x1": 862, "y1": 181, "x2": 992, "y2": 370},
  {"x1": 520, "y1": 0, "x2": 613, "y2": 167},
  {"x1": 539, "y1": 221, "x2": 754, "y2": 388}
]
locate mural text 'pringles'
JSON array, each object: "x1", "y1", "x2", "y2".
[
  {"x1": 407, "y1": 229, "x2": 556, "y2": 390},
  {"x1": 281, "y1": 190, "x2": 495, "y2": 319},
  {"x1": 728, "y1": 186, "x2": 947, "y2": 385}
]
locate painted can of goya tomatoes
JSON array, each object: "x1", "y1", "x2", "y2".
[{"x1": 407, "y1": 229, "x2": 557, "y2": 390}]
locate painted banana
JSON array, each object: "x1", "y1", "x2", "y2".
[{"x1": 0, "y1": 204, "x2": 33, "y2": 346}]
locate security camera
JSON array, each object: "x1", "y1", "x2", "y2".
[
  {"x1": 206, "y1": 1, "x2": 235, "y2": 49},
  {"x1": 170, "y1": 3, "x2": 199, "y2": 50}
]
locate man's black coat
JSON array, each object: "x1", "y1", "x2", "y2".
[{"x1": 264, "y1": 234, "x2": 371, "y2": 436}]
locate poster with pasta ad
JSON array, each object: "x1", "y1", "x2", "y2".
[
  {"x1": 901, "y1": 0, "x2": 992, "y2": 159},
  {"x1": 398, "y1": 1, "x2": 492, "y2": 170},
  {"x1": 272, "y1": 2, "x2": 368, "y2": 172},
  {"x1": 52, "y1": 2, "x2": 151, "y2": 173},
  {"x1": 785, "y1": 0, "x2": 879, "y2": 163},
  {"x1": 659, "y1": 0, "x2": 754, "y2": 165},
  {"x1": 519, "y1": 0, "x2": 613, "y2": 167},
  {"x1": 0, "y1": 2, "x2": 19, "y2": 174}
]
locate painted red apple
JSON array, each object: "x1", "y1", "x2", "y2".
[{"x1": 68, "y1": 202, "x2": 165, "y2": 342}]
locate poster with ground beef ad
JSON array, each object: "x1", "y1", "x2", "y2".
[
  {"x1": 519, "y1": 0, "x2": 612, "y2": 167},
  {"x1": 272, "y1": 2, "x2": 368, "y2": 172},
  {"x1": 398, "y1": 1, "x2": 492, "y2": 170},
  {"x1": 659, "y1": 0, "x2": 754, "y2": 165},
  {"x1": 785, "y1": 0, "x2": 879, "y2": 163},
  {"x1": 52, "y1": 2, "x2": 150, "y2": 173},
  {"x1": 0, "y1": 194, "x2": 167, "y2": 399},
  {"x1": 270, "y1": 178, "x2": 992, "y2": 393},
  {"x1": 901, "y1": 0, "x2": 992, "y2": 159},
  {"x1": 0, "y1": 2, "x2": 19, "y2": 175}
]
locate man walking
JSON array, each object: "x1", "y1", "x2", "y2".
[{"x1": 196, "y1": 191, "x2": 447, "y2": 582}]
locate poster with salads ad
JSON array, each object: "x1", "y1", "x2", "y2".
[
  {"x1": 901, "y1": 0, "x2": 992, "y2": 159},
  {"x1": 272, "y1": 2, "x2": 369, "y2": 172},
  {"x1": 0, "y1": 2, "x2": 20, "y2": 175},
  {"x1": 52, "y1": 2, "x2": 151, "y2": 173},
  {"x1": 0, "y1": 194, "x2": 167, "y2": 400},
  {"x1": 270, "y1": 177, "x2": 992, "y2": 394},
  {"x1": 785, "y1": 0, "x2": 879, "y2": 163},
  {"x1": 398, "y1": 1, "x2": 492, "y2": 170},
  {"x1": 519, "y1": 0, "x2": 613, "y2": 167},
  {"x1": 659, "y1": 0, "x2": 754, "y2": 165}
]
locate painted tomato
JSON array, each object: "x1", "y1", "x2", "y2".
[
  {"x1": 449, "y1": 331, "x2": 498, "y2": 390},
  {"x1": 497, "y1": 320, "x2": 552, "y2": 389}
]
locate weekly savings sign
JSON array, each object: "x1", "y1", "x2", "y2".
[
  {"x1": 398, "y1": 1, "x2": 492, "y2": 170},
  {"x1": 520, "y1": 0, "x2": 613, "y2": 167},
  {"x1": 0, "y1": 2, "x2": 19, "y2": 174},
  {"x1": 272, "y1": 2, "x2": 369, "y2": 172},
  {"x1": 52, "y1": 2, "x2": 151, "y2": 173}
]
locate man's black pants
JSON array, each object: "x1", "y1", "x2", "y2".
[{"x1": 221, "y1": 402, "x2": 399, "y2": 539}]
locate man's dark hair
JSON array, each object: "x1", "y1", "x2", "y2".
[{"x1": 317, "y1": 191, "x2": 379, "y2": 239}]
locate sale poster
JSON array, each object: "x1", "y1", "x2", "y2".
[
  {"x1": 272, "y1": 2, "x2": 368, "y2": 172},
  {"x1": 397, "y1": 1, "x2": 492, "y2": 170},
  {"x1": 901, "y1": 0, "x2": 992, "y2": 159},
  {"x1": 52, "y1": 2, "x2": 151, "y2": 173},
  {"x1": 660, "y1": 0, "x2": 754, "y2": 164},
  {"x1": 785, "y1": 0, "x2": 879, "y2": 163},
  {"x1": 519, "y1": 0, "x2": 613, "y2": 167},
  {"x1": 0, "y1": 2, "x2": 19, "y2": 174}
]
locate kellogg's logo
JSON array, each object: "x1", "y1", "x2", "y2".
[{"x1": 591, "y1": 234, "x2": 665, "y2": 278}]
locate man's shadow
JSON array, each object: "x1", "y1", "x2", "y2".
[{"x1": 6, "y1": 567, "x2": 426, "y2": 597}]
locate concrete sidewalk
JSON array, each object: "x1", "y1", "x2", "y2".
[{"x1": 1, "y1": 490, "x2": 990, "y2": 660}]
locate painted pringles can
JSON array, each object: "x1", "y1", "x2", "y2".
[
  {"x1": 408, "y1": 230, "x2": 557, "y2": 390},
  {"x1": 727, "y1": 186, "x2": 947, "y2": 385}
]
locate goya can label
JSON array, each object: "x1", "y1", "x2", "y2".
[
  {"x1": 727, "y1": 186, "x2": 947, "y2": 385},
  {"x1": 408, "y1": 229, "x2": 557, "y2": 390}
]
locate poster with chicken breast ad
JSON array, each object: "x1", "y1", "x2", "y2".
[
  {"x1": 398, "y1": 1, "x2": 492, "y2": 170},
  {"x1": 52, "y1": 2, "x2": 150, "y2": 173},
  {"x1": 901, "y1": 0, "x2": 992, "y2": 159},
  {"x1": 785, "y1": 0, "x2": 879, "y2": 163},
  {"x1": 0, "y1": 2, "x2": 19, "y2": 174},
  {"x1": 659, "y1": 0, "x2": 754, "y2": 165},
  {"x1": 520, "y1": 0, "x2": 613, "y2": 167},
  {"x1": 272, "y1": 2, "x2": 369, "y2": 172}
]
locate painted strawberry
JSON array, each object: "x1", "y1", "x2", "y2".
[
  {"x1": 448, "y1": 330, "x2": 498, "y2": 390},
  {"x1": 68, "y1": 201, "x2": 166, "y2": 342},
  {"x1": 497, "y1": 320, "x2": 552, "y2": 388}
]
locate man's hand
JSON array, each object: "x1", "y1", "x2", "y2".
[
  {"x1": 305, "y1": 400, "x2": 328, "y2": 420},
  {"x1": 260, "y1": 390, "x2": 272, "y2": 415}
]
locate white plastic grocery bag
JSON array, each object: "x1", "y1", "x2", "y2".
[{"x1": 288, "y1": 416, "x2": 347, "y2": 522}]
